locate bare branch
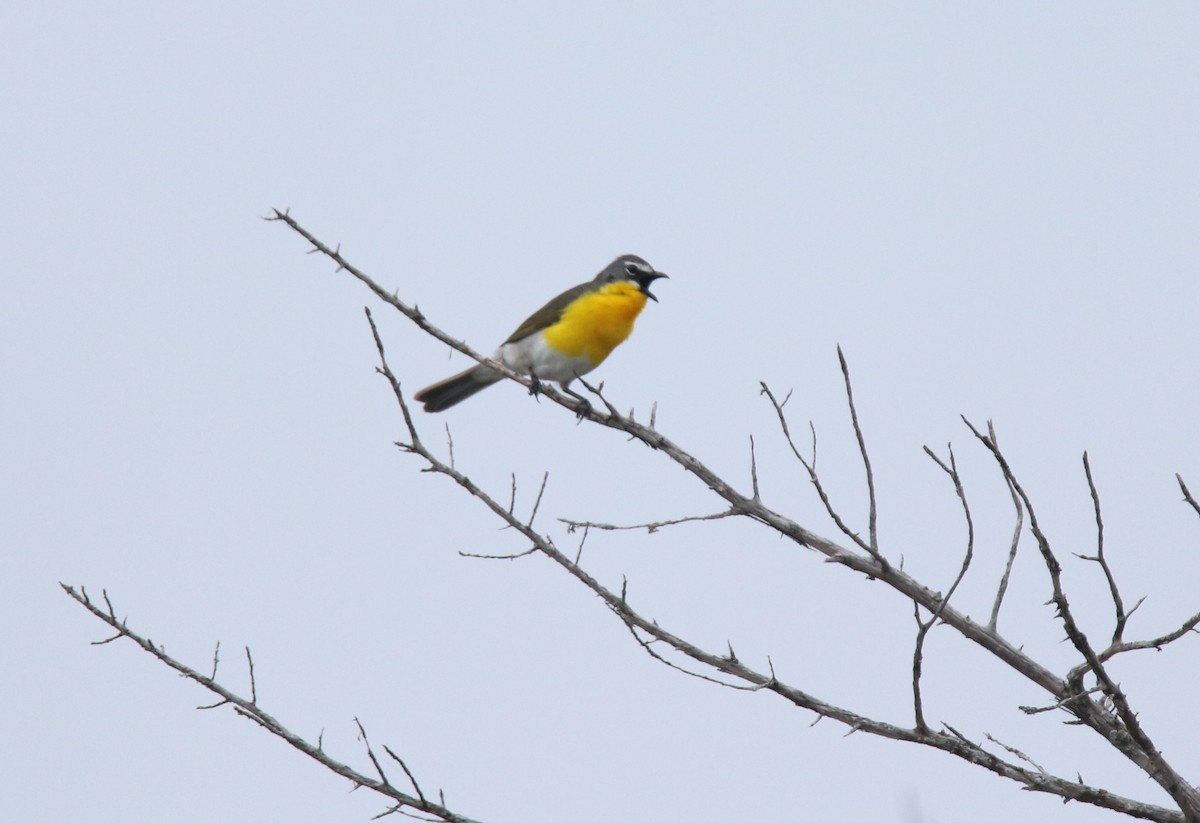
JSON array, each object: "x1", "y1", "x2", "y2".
[
  {"x1": 984, "y1": 733, "x2": 1048, "y2": 775},
  {"x1": 922, "y1": 444, "x2": 976, "y2": 611},
  {"x1": 457, "y1": 546, "x2": 538, "y2": 561},
  {"x1": 1020, "y1": 685, "x2": 1105, "y2": 716},
  {"x1": 572, "y1": 523, "x2": 590, "y2": 565},
  {"x1": 1178, "y1": 474, "x2": 1200, "y2": 520},
  {"x1": 576, "y1": 374, "x2": 622, "y2": 419},
  {"x1": 912, "y1": 443, "x2": 976, "y2": 732},
  {"x1": 837, "y1": 346, "x2": 879, "y2": 556},
  {"x1": 245, "y1": 646, "x2": 258, "y2": 705},
  {"x1": 558, "y1": 508, "x2": 740, "y2": 534},
  {"x1": 988, "y1": 422, "x2": 1024, "y2": 633},
  {"x1": 749, "y1": 435, "x2": 761, "y2": 503},
  {"x1": 383, "y1": 746, "x2": 427, "y2": 805},
  {"x1": 1092, "y1": 611, "x2": 1200, "y2": 665},
  {"x1": 363, "y1": 307, "x2": 424, "y2": 453},
  {"x1": 911, "y1": 600, "x2": 929, "y2": 733},
  {"x1": 759, "y1": 382, "x2": 875, "y2": 558},
  {"x1": 964, "y1": 419, "x2": 1200, "y2": 817},
  {"x1": 1077, "y1": 453, "x2": 1130, "y2": 644},
  {"x1": 526, "y1": 472, "x2": 550, "y2": 528},
  {"x1": 356, "y1": 717, "x2": 393, "y2": 787},
  {"x1": 61, "y1": 583, "x2": 483, "y2": 823},
  {"x1": 965, "y1": 418, "x2": 1099, "y2": 671},
  {"x1": 621, "y1": 620, "x2": 761, "y2": 692},
  {"x1": 444, "y1": 424, "x2": 456, "y2": 471}
]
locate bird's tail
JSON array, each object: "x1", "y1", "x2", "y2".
[{"x1": 413, "y1": 364, "x2": 503, "y2": 412}]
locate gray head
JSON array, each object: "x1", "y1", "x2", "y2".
[{"x1": 594, "y1": 254, "x2": 669, "y2": 302}]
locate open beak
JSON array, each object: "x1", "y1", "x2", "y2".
[{"x1": 636, "y1": 271, "x2": 668, "y2": 302}]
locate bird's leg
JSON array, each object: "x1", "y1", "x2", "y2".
[
  {"x1": 527, "y1": 373, "x2": 543, "y2": 399},
  {"x1": 560, "y1": 380, "x2": 592, "y2": 421}
]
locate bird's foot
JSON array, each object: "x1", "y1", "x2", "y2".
[{"x1": 561, "y1": 384, "x2": 592, "y2": 421}]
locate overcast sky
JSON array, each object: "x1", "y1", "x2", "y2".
[{"x1": 4, "y1": 3, "x2": 1199, "y2": 822}]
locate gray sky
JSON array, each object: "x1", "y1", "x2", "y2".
[{"x1": 4, "y1": 3, "x2": 1198, "y2": 821}]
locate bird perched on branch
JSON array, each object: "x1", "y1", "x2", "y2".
[{"x1": 414, "y1": 254, "x2": 667, "y2": 413}]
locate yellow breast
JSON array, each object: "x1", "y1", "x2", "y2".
[{"x1": 541, "y1": 281, "x2": 648, "y2": 366}]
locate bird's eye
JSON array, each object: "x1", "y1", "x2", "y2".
[{"x1": 624, "y1": 263, "x2": 640, "y2": 275}]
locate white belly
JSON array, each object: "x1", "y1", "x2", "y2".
[{"x1": 496, "y1": 333, "x2": 596, "y2": 386}]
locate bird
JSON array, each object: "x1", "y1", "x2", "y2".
[{"x1": 413, "y1": 254, "x2": 667, "y2": 413}]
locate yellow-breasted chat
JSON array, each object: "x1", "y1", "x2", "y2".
[{"x1": 414, "y1": 254, "x2": 667, "y2": 413}]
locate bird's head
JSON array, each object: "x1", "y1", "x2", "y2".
[{"x1": 600, "y1": 254, "x2": 669, "y2": 301}]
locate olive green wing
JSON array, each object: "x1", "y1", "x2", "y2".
[{"x1": 502, "y1": 280, "x2": 594, "y2": 344}]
